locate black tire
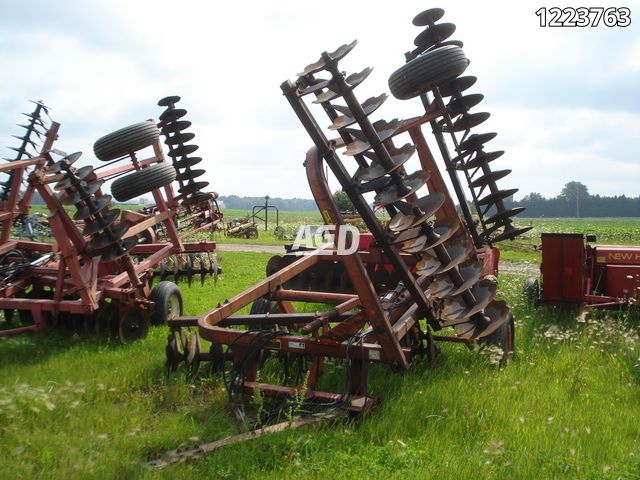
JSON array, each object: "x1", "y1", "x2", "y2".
[
  {"x1": 111, "y1": 163, "x2": 176, "y2": 202},
  {"x1": 149, "y1": 281, "x2": 183, "y2": 326},
  {"x1": 94, "y1": 121, "x2": 160, "y2": 161},
  {"x1": 244, "y1": 226, "x2": 259, "y2": 239},
  {"x1": 388, "y1": 45, "x2": 470, "y2": 100},
  {"x1": 480, "y1": 311, "x2": 515, "y2": 364},
  {"x1": 523, "y1": 278, "x2": 539, "y2": 307}
]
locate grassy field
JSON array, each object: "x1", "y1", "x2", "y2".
[{"x1": 1, "y1": 243, "x2": 640, "y2": 478}]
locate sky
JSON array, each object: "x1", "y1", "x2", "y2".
[{"x1": 0, "y1": 0, "x2": 639, "y2": 202}]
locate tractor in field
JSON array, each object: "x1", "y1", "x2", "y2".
[
  {"x1": 524, "y1": 233, "x2": 640, "y2": 309},
  {"x1": 164, "y1": 7, "x2": 530, "y2": 423},
  {"x1": 0, "y1": 96, "x2": 219, "y2": 341}
]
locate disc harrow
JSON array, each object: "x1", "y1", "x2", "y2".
[
  {"x1": 0, "y1": 98, "x2": 219, "y2": 340},
  {"x1": 165, "y1": 7, "x2": 520, "y2": 424}
]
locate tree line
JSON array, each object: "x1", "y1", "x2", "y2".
[{"x1": 508, "y1": 181, "x2": 639, "y2": 217}]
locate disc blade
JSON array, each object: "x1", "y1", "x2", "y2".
[
  {"x1": 374, "y1": 170, "x2": 429, "y2": 205},
  {"x1": 101, "y1": 236, "x2": 138, "y2": 262},
  {"x1": 444, "y1": 112, "x2": 490, "y2": 133},
  {"x1": 475, "y1": 300, "x2": 510, "y2": 339},
  {"x1": 176, "y1": 169, "x2": 206, "y2": 182},
  {"x1": 414, "y1": 23, "x2": 456, "y2": 49},
  {"x1": 457, "y1": 132, "x2": 496, "y2": 152},
  {"x1": 489, "y1": 226, "x2": 533, "y2": 243},
  {"x1": 159, "y1": 108, "x2": 187, "y2": 122},
  {"x1": 82, "y1": 209, "x2": 121, "y2": 236},
  {"x1": 441, "y1": 277, "x2": 497, "y2": 324},
  {"x1": 182, "y1": 191, "x2": 213, "y2": 206},
  {"x1": 174, "y1": 156, "x2": 202, "y2": 169},
  {"x1": 476, "y1": 188, "x2": 518, "y2": 207},
  {"x1": 73, "y1": 195, "x2": 111, "y2": 220},
  {"x1": 157, "y1": 95, "x2": 181, "y2": 107},
  {"x1": 65, "y1": 179, "x2": 104, "y2": 205},
  {"x1": 179, "y1": 181, "x2": 209, "y2": 195},
  {"x1": 447, "y1": 94, "x2": 484, "y2": 116},
  {"x1": 161, "y1": 120, "x2": 192, "y2": 134},
  {"x1": 469, "y1": 169, "x2": 511, "y2": 189},
  {"x1": 412, "y1": 7, "x2": 445, "y2": 26},
  {"x1": 449, "y1": 258, "x2": 484, "y2": 296},
  {"x1": 356, "y1": 144, "x2": 415, "y2": 181},
  {"x1": 463, "y1": 150, "x2": 504, "y2": 170},
  {"x1": 167, "y1": 144, "x2": 199, "y2": 158},
  {"x1": 484, "y1": 207, "x2": 525, "y2": 225},
  {"x1": 329, "y1": 94, "x2": 387, "y2": 130},
  {"x1": 165, "y1": 132, "x2": 195, "y2": 146},
  {"x1": 345, "y1": 67, "x2": 373, "y2": 88},
  {"x1": 438, "y1": 76, "x2": 477, "y2": 98}
]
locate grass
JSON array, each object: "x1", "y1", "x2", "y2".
[{"x1": 2, "y1": 251, "x2": 640, "y2": 477}]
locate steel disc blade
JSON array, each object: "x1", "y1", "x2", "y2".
[
  {"x1": 179, "y1": 181, "x2": 209, "y2": 195},
  {"x1": 489, "y1": 226, "x2": 533, "y2": 243},
  {"x1": 464, "y1": 150, "x2": 504, "y2": 170},
  {"x1": 477, "y1": 188, "x2": 518, "y2": 207},
  {"x1": 297, "y1": 40, "x2": 357, "y2": 77},
  {"x1": 329, "y1": 94, "x2": 387, "y2": 130},
  {"x1": 410, "y1": 192, "x2": 446, "y2": 218},
  {"x1": 102, "y1": 236, "x2": 138, "y2": 262},
  {"x1": 457, "y1": 132, "x2": 496, "y2": 152},
  {"x1": 475, "y1": 300, "x2": 510, "y2": 339},
  {"x1": 176, "y1": 169, "x2": 206, "y2": 182},
  {"x1": 444, "y1": 112, "x2": 490, "y2": 133},
  {"x1": 393, "y1": 226, "x2": 422, "y2": 244},
  {"x1": 357, "y1": 144, "x2": 415, "y2": 181},
  {"x1": 401, "y1": 235, "x2": 431, "y2": 254},
  {"x1": 297, "y1": 78, "x2": 332, "y2": 97},
  {"x1": 312, "y1": 89, "x2": 341, "y2": 104},
  {"x1": 345, "y1": 67, "x2": 373, "y2": 88},
  {"x1": 449, "y1": 258, "x2": 484, "y2": 296},
  {"x1": 157, "y1": 95, "x2": 181, "y2": 107},
  {"x1": 54, "y1": 175, "x2": 76, "y2": 191},
  {"x1": 414, "y1": 23, "x2": 456, "y2": 49},
  {"x1": 174, "y1": 156, "x2": 202, "y2": 169},
  {"x1": 412, "y1": 7, "x2": 445, "y2": 26},
  {"x1": 374, "y1": 170, "x2": 429, "y2": 205},
  {"x1": 469, "y1": 169, "x2": 511, "y2": 189},
  {"x1": 159, "y1": 108, "x2": 187, "y2": 122},
  {"x1": 73, "y1": 195, "x2": 111, "y2": 220},
  {"x1": 161, "y1": 120, "x2": 192, "y2": 134},
  {"x1": 447, "y1": 94, "x2": 484, "y2": 116},
  {"x1": 344, "y1": 119, "x2": 399, "y2": 156},
  {"x1": 167, "y1": 144, "x2": 199, "y2": 158},
  {"x1": 82, "y1": 209, "x2": 121, "y2": 236},
  {"x1": 88, "y1": 223, "x2": 130, "y2": 252},
  {"x1": 428, "y1": 275, "x2": 455, "y2": 298},
  {"x1": 415, "y1": 254, "x2": 441, "y2": 277},
  {"x1": 165, "y1": 132, "x2": 195, "y2": 146},
  {"x1": 65, "y1": 180, "x2": 105, "y2": 205},
  {"x1": 76, "y1": 165, "x2": 94, "y2": 181},
  {"x1": 438, "y1": 76, "x2": 477, "y2": 98},
  {"x1": 389, "y1": 211, "x2": 417, "y2": 233},
  {"x1": 181, "y1": 192, "x2": 213, "y2": 206},
  {"x1": 331, "y1": 104, "x2": 351, "y2": 116},
  {"x1": 416, "y1": 236, "x2": 472, "y2": 276},
  {"x1": 484, "y1": 207, "x2": 526, "y2": 225},
  {"x1": 441, "y1": 278, "x2": 497, "y2": 324}
]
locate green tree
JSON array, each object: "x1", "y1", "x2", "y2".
[
  {"x1": 560, "y1": 181, "x2": 590, "y2": 217},
  {"x1": 332, "y1": 190, "x2": 354, "y2": 212}
]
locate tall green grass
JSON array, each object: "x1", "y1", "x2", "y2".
[{"x1": 0, "y1": 252, "x2": 639, "y2": 479}]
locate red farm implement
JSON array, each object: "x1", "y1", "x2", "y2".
[
  {"x1": 0, "y1": 96, "x2": 219, "y2": 341},
  {"x1": 525, "y1": 233, "x2": 640, "y2": 309},
  {"x1": 164, "y1": 7, "x2": 531, "y2": 422}
]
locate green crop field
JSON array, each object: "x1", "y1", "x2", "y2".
[{"x1": 1, "y1": 218, "x2": 639, "y2": 479}]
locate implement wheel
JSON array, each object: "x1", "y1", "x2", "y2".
[
  {"x1": 93, "y1": 121, "x2": 160, "y2": 161},
  {"x1": 111, "y1": 163, "x2": 176, "y2": 202},
  {"x1": 388, "y1": 45, "x2": 469, "y2": 100},
  {"x1": 149, "y1": 281, "x2": 183, "y2": 326}
]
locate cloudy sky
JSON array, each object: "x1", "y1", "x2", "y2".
[{"x1": 1, "y1": 0, "x2": 638, "y2": 202}]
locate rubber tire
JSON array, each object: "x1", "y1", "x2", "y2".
[
  {"x1": 480, "y1": 311, "x2": 515, "y2": 364},
  {"x1": 388, "y1": 45, "x2": 470, "y2": 100},
  {"x1": 111, "y1": 163, "x2": 176, "y2": 202},
  {"x1": 149, "y1": 281, "x2": 183, "y2": 326},
  {"x1": 94, "y1": 121, "x2": 160, "y2": 161},
  {"x1": 244, "y1": 226, "x2": 259, "y2": 239},
  {"x1": 523, "y1": 278, "x2": 539, "y2": 307}
]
